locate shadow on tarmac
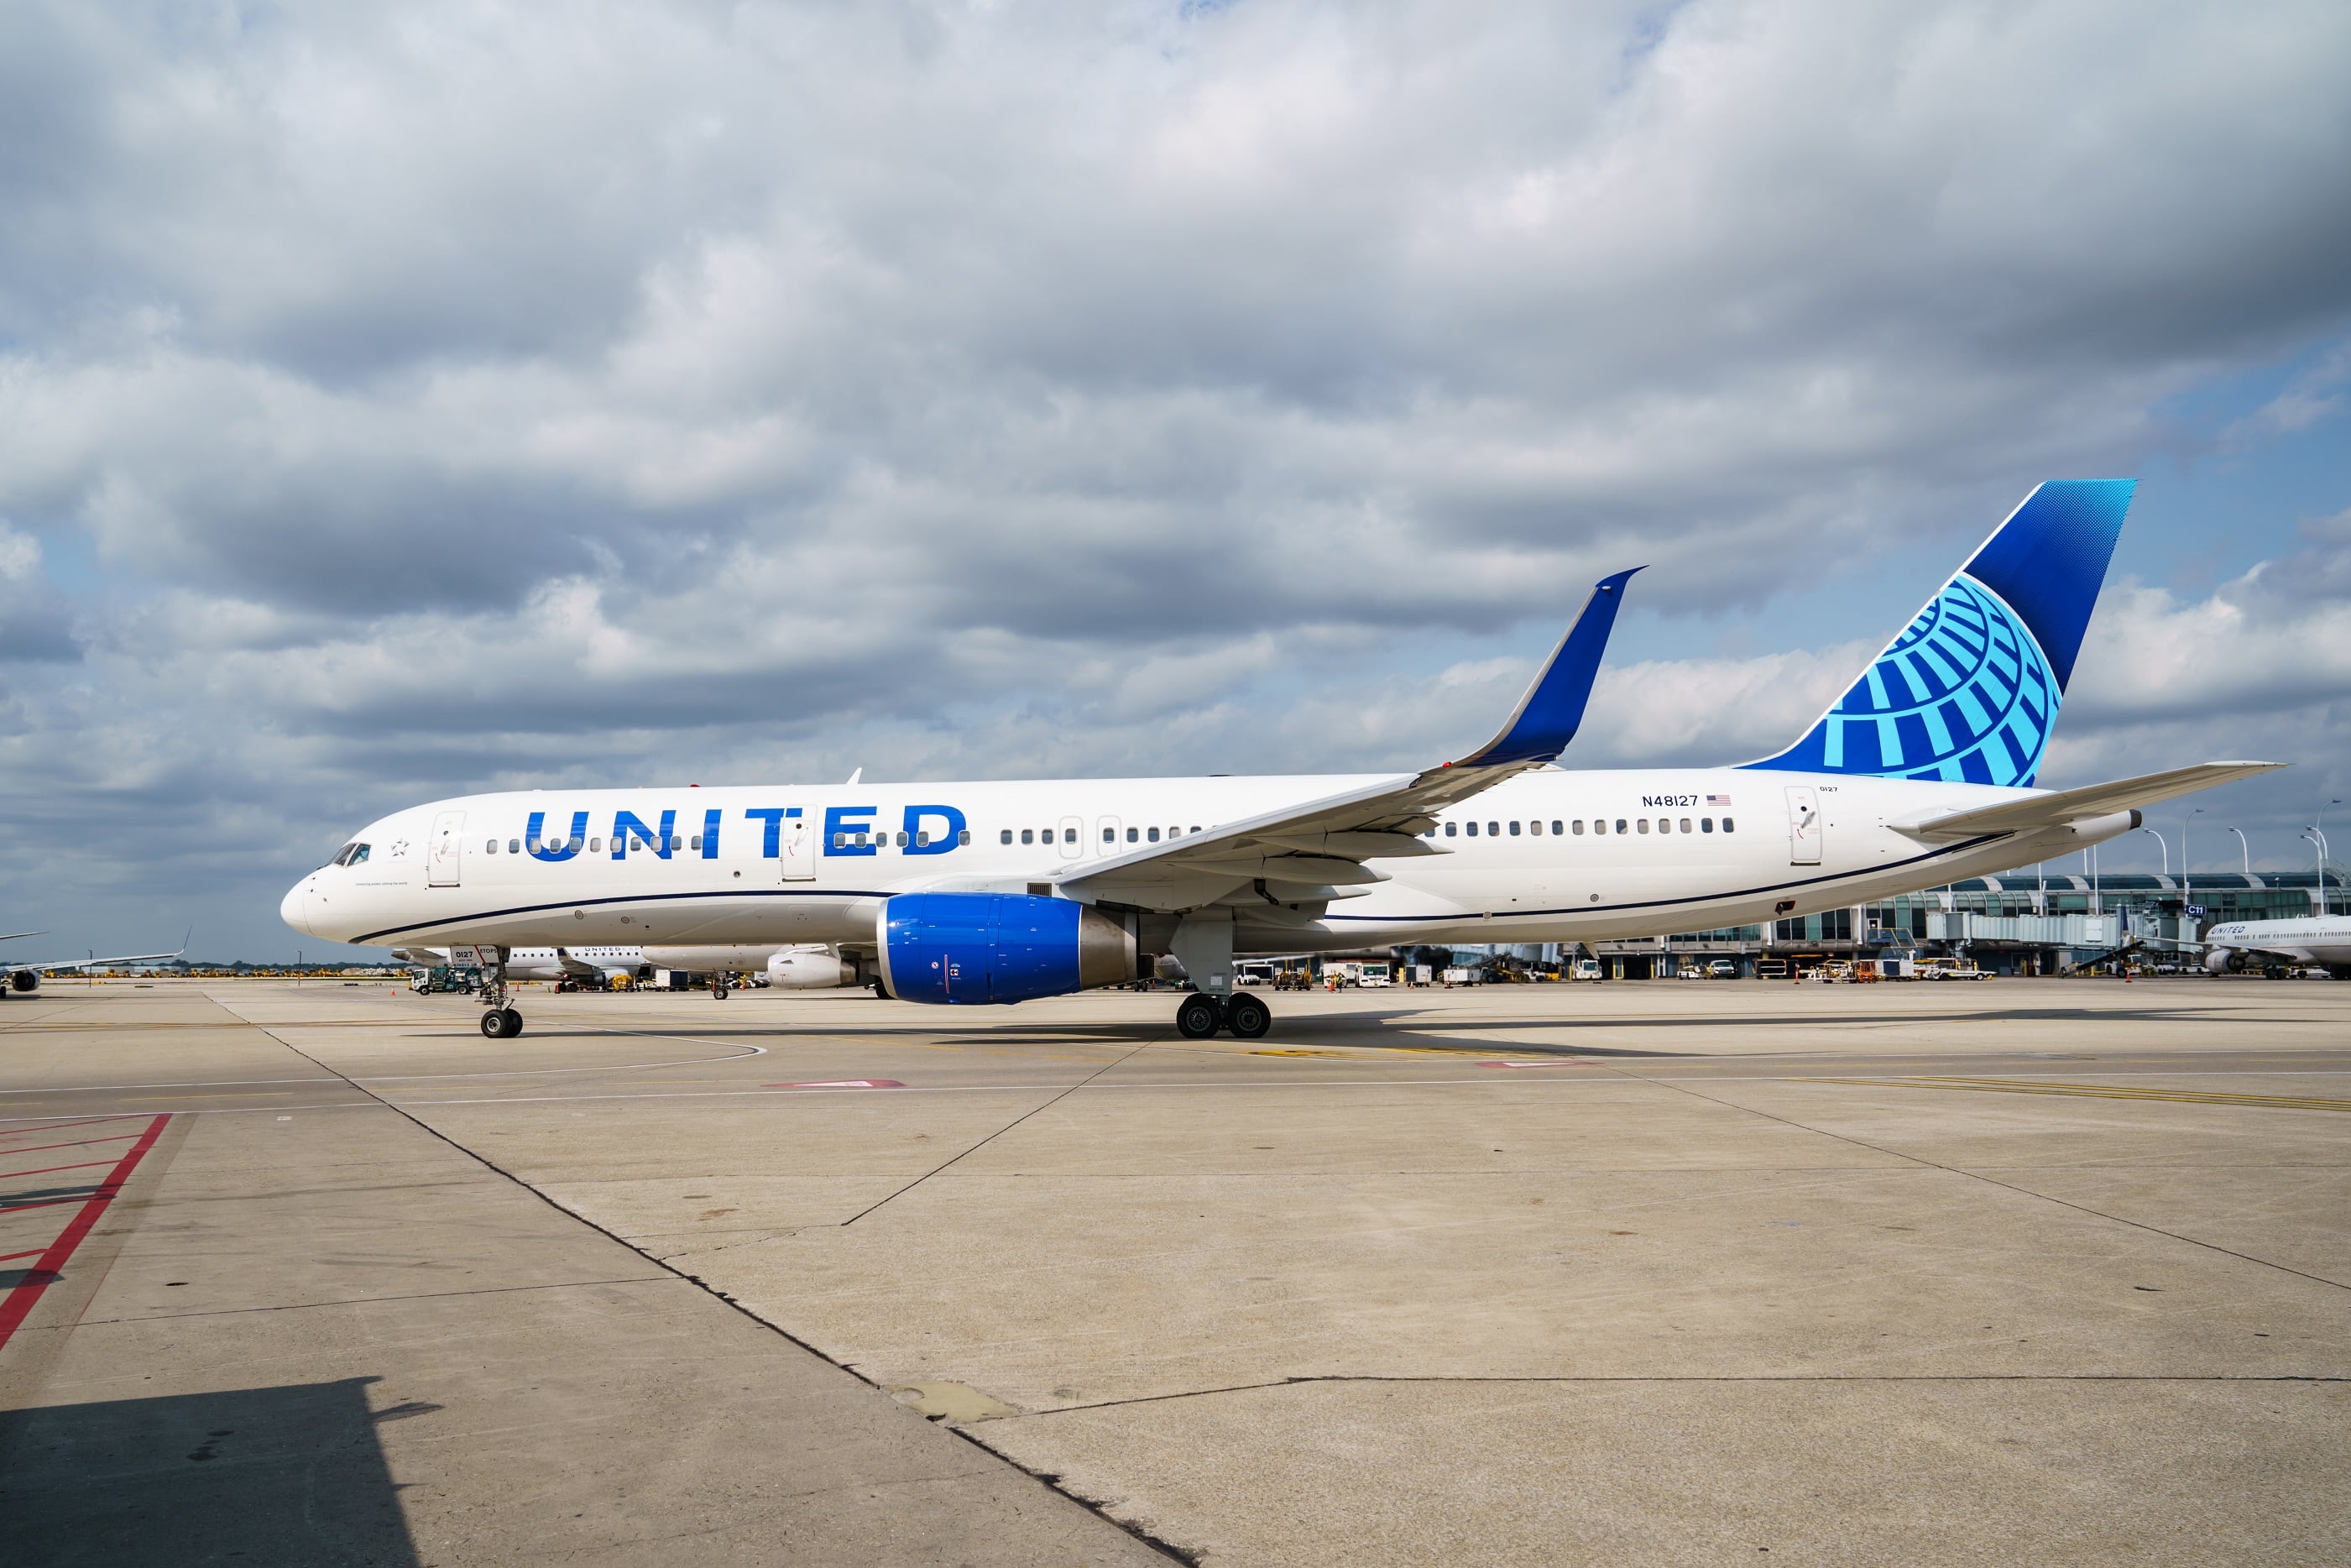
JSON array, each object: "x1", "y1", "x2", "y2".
[{"x1": 0, "y1": 1377, "x2": 425, "y2": 1567}]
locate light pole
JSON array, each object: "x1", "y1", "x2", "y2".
[
  {"x1": 2138, "y1": 826, "x2": 2169, "y2": 878},
  {"x1": 2317, "y1": 799, "x2": 2342, "y2": 916},
  {"x1": 2228, "y1": 826, "x2": 2250, "y2": 877}
]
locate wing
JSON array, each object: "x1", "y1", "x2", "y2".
[
  {"x1": 0, "y1": 931, "x2": 47, "y2": 943},
  {"x1": 1889, "y1": 761, "x2": 2284, "y2": 840},
  {"x1": 1059, "y1": 568, "x2": 1641, "y2": 913},
  {"x1": 13, "y1": 948, "x2": 185, "y2": 973}
]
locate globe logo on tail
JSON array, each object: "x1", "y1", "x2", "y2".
[{"x1": 1822, "y1": 575, "x2": 2056, "y2": 786}]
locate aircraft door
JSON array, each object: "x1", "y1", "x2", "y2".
[
  {"x1": 780, "y1": 814, "x2": 815, "y2": 881},
  {"x1": 1057, "y1": 816, "x2": 1083, "y2": 863},
  {"x1": 1784, "y1": 787, "x2": 1822, "y2": 865},
  {"x1": 429, "y1": 811, "x2": 466, "y2": 886},
  {"x1": 1095, "y1": 816, "x2": 1123, "y2": 858}
]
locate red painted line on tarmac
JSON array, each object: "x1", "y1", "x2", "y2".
[
  {"x1": 0, "y1": 1114, "x2": 170, "y2": 1355},
  {"x1": 0, "y1": 1134, "x2": 143, "y2": 1156},
  {"x1": 763, "y1": 1079, "x2": 906, "y2": 1090},
  {"x1": 0, "y1": 1158, "x2": 121, "y2": 1181}
]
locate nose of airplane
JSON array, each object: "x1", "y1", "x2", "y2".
[{"x1": 280, "y1": 880, "x2": 316, "y2": 937}]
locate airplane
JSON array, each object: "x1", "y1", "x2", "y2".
[
  {"x1": 2197, "y1": 916, "x2": 2351, "y2": 979},
  {"x1": 281, "y1": 479, "x2": 2280, "y2": 1043},
  {"x1": 390, "y1": 943, "x2": 856, "y2": 992},
  {"x1": 0, "y1": 933, "x2": 188, "y2": 997}
]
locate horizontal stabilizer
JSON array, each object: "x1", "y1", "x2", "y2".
[{"x1": 1890, "y1": 761, "x2": 2285, "y2": 839}]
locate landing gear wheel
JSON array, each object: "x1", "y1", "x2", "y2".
[
  {"x1": 1225, "y1": 992, "x2": 1272, "y2": 1039},
  {"x1": 480, "y1": 1007, "x2": 523, "y2": 1039},
  {"x1": 1175, "y1": 994, "x2": 1223, "y2": 1039}
]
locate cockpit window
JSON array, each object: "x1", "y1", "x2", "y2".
[{"x1": 347, "y1": 844, "x2": 370, "y2": 865}]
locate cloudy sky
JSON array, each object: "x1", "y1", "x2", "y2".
[{"x1": 3, "y1": 0, "x2": 2348, "y2": 959}]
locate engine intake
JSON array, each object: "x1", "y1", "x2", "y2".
[{"x1": 878, "y1": 893, "x2": 1137, "y2": 1005}]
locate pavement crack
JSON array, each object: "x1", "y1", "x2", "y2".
[
  {"x1": 835, "y1": 1033, "x2": 1166, "y2": 1227},
  {"x1": 1021, "y1": 1371, "x2": 2351, "y2": 1415},
  {"x1": 1593, "y1": 1063, "x2": 2351, "y2": 1295}
]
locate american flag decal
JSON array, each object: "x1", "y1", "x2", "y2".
[{"x1": 1706, "y1": 794, "x2": 1731, "y2": 807}]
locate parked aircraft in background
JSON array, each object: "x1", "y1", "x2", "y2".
[
  {"x1": 284, "y1": 481, "x2": 2279, "y2": 1042},
  {"x1": 0, "y1": 933, "x2": 186, "y2": 997},
  {"x1": 390, "y1": 943, "x2": 856, "y2": 991},
  {"x1": 2199, "y1": 916, "x2": 2351, "y2": 978}
]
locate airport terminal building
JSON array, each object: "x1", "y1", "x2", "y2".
[{"x1": 1420, "y1": 863, "x2": 2348, "y2": 979}]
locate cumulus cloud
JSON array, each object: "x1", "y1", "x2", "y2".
[{"x1": 0, "y1": 0, "x2": 2348, "y2": 951}]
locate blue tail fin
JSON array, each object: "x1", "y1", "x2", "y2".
[{"x1": 1739, "y1": 480, "x2": 2133, "y2": 787}]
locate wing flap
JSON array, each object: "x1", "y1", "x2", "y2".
[{"x1": 1891, "y1": 761, "x2": 2284, "y2": 839}]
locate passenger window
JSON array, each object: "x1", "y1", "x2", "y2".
[
  {"x1": 1016, "y1": 829, "x2": 1030, "y2": 844},
  {"x1": 1466, "y1": 822, "x2": 1478, "y2": 837},
  {"x1": 1189, "y1": 825, "x2": 1200, "y2": 834},
  {"x1": 855, "y1": 832, "x2": 870, "y2": 846},
  {"x1": 833, "y1": 833, "x2": 846, "y2": 848},
  {"x1": 1445, "y1": 822, "x2": 1458, "y2": 838},
  {"x1": 1701, "y1": 818, "x2": 1714, "y2": 833},
  {"x1": 1126, "y1": 827, "x2": 1139, "y2": 842},
  {"x1": 916, "y1": 832, "x2": 931, "y2": 847},
  {"x1": 1509, "y1": 821, "x2": 1521, "y2": 836},
  {"x1": 1572, "y1": 821, "x2": 1584, "y2": 835},
  {"x1": 1550, "y1": 821, "x2": 1562, "y2": 835},
  {"x1": 958, "y1": 829, "x2": 970, "y2": 844},
  {"x1": 1147, "y1": 827, "x2": 1161, "y2": 842},
  {"x1": 591, "y1": 838, "x2": 603, "y2": 852},
  {"x1": 1680, "y1": 818, "x2": 1691, "y2": 834},
  {"x1": 691, "y1": 834, "x2": 703, "y2": 850},
  {"x1": 1615, "y1": 819, "x2": 1627, "y2": 834},
  {"x1": 485, "y1": 839, "x2": 498, "y2": 854},
  {"x1": 1066, "y1": 828, "x2": 1078, "y2": 844},
  {"x1": 1638, "y1": 819, "x2": 1650, "y2": 834},
  {"x1": 1528, "y1": 821, "x2": 1541, "y2": 836},
  {"x1": 1488, "y1": 822, "x2": 1499, "y2": 837},
  {"x1": 1103, "y1": 827, "x2": 1115, "y2": 843},
  {"x1": 1723, "y1": 817, "x2": 1735, "y2": 833},
  {"x1": 895, "y1": 830, "x2": 908, "y2": 847}
]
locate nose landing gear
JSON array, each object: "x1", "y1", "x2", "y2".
[{"x1": 1173, "y1": 990, "x2": 1273, "y2": 1040}]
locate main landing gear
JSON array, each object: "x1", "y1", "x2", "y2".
[
  {"x1": 1174, "y1": 990, "x2": 1272, "y2": 1041},
  {"x1": 478, "y1": 954, "x2": 525, "y2": 1038}
]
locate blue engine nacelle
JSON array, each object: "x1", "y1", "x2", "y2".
[{"x1": 878, "y1": 893, "x2": 1138, "y2": 1005}]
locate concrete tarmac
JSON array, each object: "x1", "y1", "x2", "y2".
[{"x1": 1, "y1": 975, "x2": 2346, "y2": 1565}]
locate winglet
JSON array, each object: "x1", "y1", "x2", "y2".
[{"x1": 1455, "y1": 567, "x2": 1643, "y2": 768}]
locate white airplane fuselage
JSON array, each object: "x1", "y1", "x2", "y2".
[
  {"x1": 2200, "y1": 917, "x2": 2351, "y2": 973},
  {"x1": 284, "y1": 771, "x2": 2135, "y2": 958}
]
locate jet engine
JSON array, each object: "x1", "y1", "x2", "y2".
[
  {"x1": 766, "y1": 946, "x2": 858, "y2": 990},
  {"x1": 2204, "y1": 947, "x2": 2242, "y2": 975},
  {"x1": 4, "y1": 968, "x2": 39, "y2": 996},
  {"x1": 877, "y1": 893, "x2": 1137, "y2": 1005}
]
